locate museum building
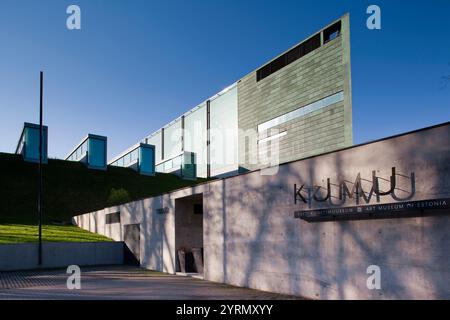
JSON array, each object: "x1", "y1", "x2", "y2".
[{"x1": 74, "y1": 14, "x2": 450, "y2": 299}]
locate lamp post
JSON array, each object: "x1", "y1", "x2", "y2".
[{"x1": 38, "y1": 71, "x2": 43, "y2": 265}]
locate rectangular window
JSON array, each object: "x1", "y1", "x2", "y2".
[
  {"x1": 323, "y1": 21, "x2": 341, "y2": 44},
  {"x1": 105, "y1": 212, "x2": 120, "y2": 224},
  {"x1": 257, "y1": 91, "x2": 344, "y2": 132},
  {"x1": 256, "y1": 33, "x2": 321, "y2": 82}
]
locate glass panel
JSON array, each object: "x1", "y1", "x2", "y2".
[
  {"x1": 173, "y1": 154, "x2": 182, "y2": 167},
  {"x1": 130, "y1": 149, "x2": 138, "y2": 162},
  {"x1": 88, "y1": 138, "x2": 106, "y2": 168},
  {"x1": 139, "y1": 146, "x2": 155, "y2": 175},
  {"x1": 184, "y1": 103, "x2": 207, "y2": 177},
  {"x1": 25, "y1": 127, "x2": 40, "y2": 160},
  {"x1": 209, "y1": 85, "x2": 238, "y2": 176},
  {"x1": 164, "y1": 159, "x2": 173, "y2": 171},
  {"x1": 147, "y1": 131, "x2": 162, "y2": 163},
  {"x1": 163, "y1": 119, "x2": 182, "y2": 160},
  {"x1": 182, "y1": 151, "x2": 196, "y2": 180},
  {"x1": 123, "y1": 153, "x2": 130, "y2": 166}
]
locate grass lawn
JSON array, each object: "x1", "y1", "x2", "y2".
[
  {"x1": 0, "y1": 224, "x2": 113, "y2": 244},
  {"x1": 0, "y1": 153, "x2": 209, "y2": 244}
]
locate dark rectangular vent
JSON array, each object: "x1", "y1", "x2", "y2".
[
  {"x1": 256, "y1": 33, "x2": 321, "y2": 82},
  {"x1": 323, "y1": 21, "x2": 341, "y2": 44},
  {"x1": 105, "y1": 212, "x2": 121, "y2": 224}
]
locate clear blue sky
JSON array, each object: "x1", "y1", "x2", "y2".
[{"x1": 0, "y1": 0, "x2": 449, "y2": 160}]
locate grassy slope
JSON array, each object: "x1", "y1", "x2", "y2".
[
  {"x1": 0, "y1": 152, "x2": 208, "y2": 225},
  {"x1": 0, "y1": 224, "x2": 112, "y2": 243}
]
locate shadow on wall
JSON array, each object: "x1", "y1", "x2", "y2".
[
  {"x1": 203, "y1": 126, "x2": 450, "y2": 299},
  {"x1": 76, "y1": 125, "x2": 450, "y2": 299},
  {"x1": 138, "y1": 197, "x2": 173, "y2": 272}
]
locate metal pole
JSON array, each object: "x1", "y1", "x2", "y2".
[
  {"x1": 38, "y1": 71, "x2": 43, "y2": 266},
  {"x1": 206, "y1": 100, "x2": 210, "y2": 178}
]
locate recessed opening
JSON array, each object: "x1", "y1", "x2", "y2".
[
  {"x1": 175, "y1": 194, "x2": 204, "y2": 275},
  {"x1": 323, "y1": 21, "x2": 341, "y2": 44},
  {"x1": 123, "y1": 223, "x2": 140, "y2": 265}
]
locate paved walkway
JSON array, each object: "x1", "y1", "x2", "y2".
[{"x1": 0, "y1": 266, "x2": 301, "y2": 300}]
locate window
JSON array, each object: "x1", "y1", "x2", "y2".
[
  {"x1": 257, "y1": 91, "x2": 344, "y2": 132},
  {"x1": 323, "y1": 21, "x2": 341, "y2": 44},
  {"x1": 256, "y1": 33, "x2": 321, "y2": 82},
  {"x1": 105, "y1": 212, "x2": 120, "y2": 224}
]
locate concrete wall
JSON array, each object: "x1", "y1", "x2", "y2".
[
  {"x1": 238, "y1": 14, "x2": 353, "y2": 171},
  {"x1": 75, "y1": 123, "x2": 450, "y2": 299},
  {"x1": 0, "y1": 242, "x2": 124, "y2": 271},
  {"x1": 74, "y1": 190, "x2": 204, "y2": 275}
]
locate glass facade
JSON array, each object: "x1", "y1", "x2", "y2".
[
  {"x1": 182, "y1": 151, "x2": 196, "y2": 180},
  {"x1": 209, "y1": 85, "x2": 239, "y2": 176},
  {"x1": 67, "y1": 140, "x2": 88, "y2": 162},
  {"x1": 163, "y1": 119, "x2": 182, "y2": 160},
  {"x1": 88, "y1": 138, "x2": 106, "y2": 169},
  {"x1": 110, "y1": 143, "x2": 155, "y2": 176},
  {"x1": 146, "y1": 131, "x2": 162, "y2": 163},
  {"x1": 15, "y1": 123, "x2": 48, "y2": 163},
  {"x1": 139, "y1": 145, "x2": 155, "y2": 175},
  {"x1": 155, "y1": 151, "x2": 196, "y2": 180},
  {"x1": 156, "y1": 153, "x2": 182, "y2": 173},
  {"x1": 184, "y1": 103, "x2": 207, "y2": 178},
  {"x1": 66, "y1": 134, "x2": 107, "y2": 170},
  {"x1": 117, "y1": 82, "x2": 239, "y2": 179}
]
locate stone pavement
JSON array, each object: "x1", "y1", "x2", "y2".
[{"x1": 0, "y1": 266, "x2": 302, "y2": 300}]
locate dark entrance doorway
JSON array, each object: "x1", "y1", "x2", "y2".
[
  {"x1": 175, "y1": 194, "x2": 204, "y2": 274},
  {"x1": 123, "y1": 224, "x2": 140, "y2": 266}
]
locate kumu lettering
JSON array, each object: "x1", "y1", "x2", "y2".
[{"x1": 294, "y1": 167, "x2": 415, "y2": 207}]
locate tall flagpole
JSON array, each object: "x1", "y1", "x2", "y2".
[{"x1": 38, "y1": 71, "x2": 43, "y2": 266}]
